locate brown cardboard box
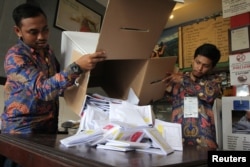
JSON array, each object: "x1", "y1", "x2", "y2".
[
  {"x1": 64, "y1": 51, "x2": 177, "y2": 115},
  {"x1": 91, "y1": 57, "x2": 177, "y2": 105},
  {"x1": 62, "y1": 0, "x2": 177, "y2": 115}
]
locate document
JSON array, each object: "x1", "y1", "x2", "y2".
[
  {"x1": 109, "y1": 101, "x2": 152, "y2": 127},
  {"x1": 143, "y1": 127, "x2": 174, "y2": 155},
  {"x1": 60, "y1": 129, "x2": 103, "y2": 147},
  {"x1": 154, "y1": 119, "x2": 183, "y2": 151},
  {"x1": 96, "y1": 144, "x2": 135, "y2": 152},
  {"x1": 105, "y1": 140, "x2": 151, "y2": 149}
]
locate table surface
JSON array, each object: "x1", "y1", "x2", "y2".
[{"x1": 0, "y1": 133, "x2": 212, "y2": 167}]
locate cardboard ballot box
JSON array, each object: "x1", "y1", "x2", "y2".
[
  {"x1": 62, "y1": 0, "x2": 177, "y2": 115},
  {"x1": 222, "y1": 97, "x2": 250, "y2": 150}
]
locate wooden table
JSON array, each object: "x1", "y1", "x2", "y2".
[{"x1": 0, "y1": 134, "x2": 211, "y2": 167}]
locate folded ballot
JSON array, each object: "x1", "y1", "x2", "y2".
[
  {"x1": 60, "y1": 129, "x2": 103, "y2": 147},
  {"x1": 96, "y1": 140, "x2": 150, "y2": 152},
  {"x1": 106, "y1": 140, "x2": 151, "y2": 149},
  {"x1": 96, "y1": 127, "x2": 174, "y2": 155},
  {"x1": 60, "y1": 93, "x2": 177, "y2": 155},
  {"x1": 141, "y1": 128, "x2": 174, "y2": 155},
  {"x1": 109, "y1": 101, "x2": 153, "y2": 127},
  {"x1": 154, "y1": 119, "x2": 183, "y2": 151},
  {"x1": 96, "y1": 144, "x2": 135, "y2": 152}
]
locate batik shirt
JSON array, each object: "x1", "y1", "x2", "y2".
[
  {"x1": 166, "y1": 73, "x2": 222, "y2": 148},
  {"x1": 1, "y1": 39, "x2": 80, "y2": 134}
]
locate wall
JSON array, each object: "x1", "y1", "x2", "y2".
[
  {"x1": 0, "y1": 0, "x2": 62, "y2": 77},
  {"x1": 0, "y1": 0, "x2": 26, "y2": 77},
  {"x1": 0, "y1": 0, "x2": 105, "y2": 77}
]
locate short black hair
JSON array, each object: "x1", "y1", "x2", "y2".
[
  {"x1": 12, "y1": 3, "x2": 47, "y2": 27},
  {"x1": 194, "y1": 43, "x2": 221, "y2": 67}
]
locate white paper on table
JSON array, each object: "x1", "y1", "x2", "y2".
[
  {"x1": 60, "y1": 129, "x2": 103, "y2": 147},
  {"x1": 96, "y1": 144, "x2": 135, "y2": 152},
  {"x1": 106, "y1": 139, "x2": 150, "y2": 149},
  {"x1": 109, "y1": 101, "x2": 149, "y2": 127},
  {"x1": 89, "y1": 123, "x2": 121, "y2": 146},
  {"x1": 77, "y1": 104, "x2": 109, "y2": 133},
  {"x1": 143, "y1": 127, "x2": 174, "y2": 155},
  {"x1": 112, "y1": 128, "x2": 145, "y2": 142},
  {"x1": 154, "y1": 119, "x2": 183, "y2": 151}
]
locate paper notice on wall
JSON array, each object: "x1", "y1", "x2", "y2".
[
  {"x1": 222, "y1": 0, "x2": 250, "y2": 18},
  {"x1": 229, "y1": 52, "x2": 250, "y2": 86}
]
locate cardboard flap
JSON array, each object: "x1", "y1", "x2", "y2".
[
  {"x1": 133, "y1": 56, "x2": 177, "y2": 104},
  {"x1": 61, "y1": 31, "x2": 99, "y2": 69},
  {"x1": 96, "y1": 0, "x2": 176, "y2": 59},
  {"x1": 60, "y1": 0, "x2": 176, "y2": 67},
  {"x1": 64, "y1": 50, "x2": 90, "y2": 115},
  {"x1": 144, "y1": 56, "x2": 177, "y2": 84}
]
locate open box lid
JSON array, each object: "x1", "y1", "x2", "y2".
[
  {"x1": 61, "y1": 0, "x2": 176, "y2": 68},
  {"x1": 95, "y1": 0, "x2": 176, "y2": 60}
]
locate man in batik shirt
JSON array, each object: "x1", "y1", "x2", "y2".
[
  {"x1": 163, "y1": 43, "x2": 222, "y2": 148},
  {"x1": 1, "y1": 3, "x2": 106, "y2": 134}
]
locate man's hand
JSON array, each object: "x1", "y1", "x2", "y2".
[
  {"x1": 162, "y1": 72, "x2": 184, "y2": 92},
  {"x1": 75, "y1": 50, "x2": 107, "y2": 71},
  {"x1": 162, "y1": 72, "x2": 184, "y2": 85}
]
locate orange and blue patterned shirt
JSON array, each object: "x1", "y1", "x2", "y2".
[
  {"x1": 1, "y1": 39, "x2": 80, "y2": 134},
  {"x1": 166, "y1": 73, "x2": 222, "y2": 148}
]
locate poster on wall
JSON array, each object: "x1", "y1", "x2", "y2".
[
  {"x1": 55, "y1": 0, "x2": 102, "y2": 32},
  {"x1": 229, "y1": 52, "x2": 250, "y2": 86},
  {"x1": 222, "y1": 97, "x2": 250, "y2": 151},
  {"x1": 222, "y1": 0, "x2": 250, "y2": 18},
  {"x1": 151, "y1": 28, "x2": 178, "y2": 59},
  {"x1": 229, "y1": 26, "x2": 250, "y2": 54}
]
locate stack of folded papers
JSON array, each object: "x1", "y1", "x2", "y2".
[{"x1": 60, "y1": 93, "x2": 182, "y2": 155}]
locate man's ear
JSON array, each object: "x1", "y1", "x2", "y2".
[{"x1": 13, "y1": 26, "x2": 22, "y2": 38}]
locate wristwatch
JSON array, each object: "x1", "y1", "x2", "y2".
[{"x1": 70, "y1": 62, "x2": 83, "y2": 75}]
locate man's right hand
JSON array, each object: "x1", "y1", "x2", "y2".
[{"x1": 75, "y1": 50, "x2": 107, "y2": 71}]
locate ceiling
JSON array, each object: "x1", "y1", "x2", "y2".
[
  {"x1": 166, "y1": 0, "x2": 223, "y2": 28},
  {"x1": 95, "y1": 0, "x2": 223, "y2": 29}
]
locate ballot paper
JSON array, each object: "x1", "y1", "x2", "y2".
[
  {"x1": 60, "y1": 129, "x2": 103, "y2": 147},
  {"x1": 105, "y1": 140, "x2": 151, "y2": 149},
  {"x1": 60, "y1": 93, "x2": 176, "y2": 155},
  {"x1": 140, "y1": 128, "x2": 174, "y2": 155},
  {"x1": 96, "y1": 127, "x2": 174, "y2": 155},
  {"x1": 89, "y1": 123, "x2": 121, "y2": 146},
  {"x1": 109, "y1": 101, "x2": 153, "y2": 127},
  {"x1": 154, "y1": 119, "x2": 183, "y2": 151},
  {"x1": 112, "y1": 127, "x2": 145, "y2": 142},
  {"x1": 96, "y1": 144, "x2": 135, "y2": 152}
]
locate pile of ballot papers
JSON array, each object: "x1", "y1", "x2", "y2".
[{"x1": 60, "y1": 93, "x2": 183, "y2": 155}]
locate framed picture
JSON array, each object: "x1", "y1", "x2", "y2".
[
  {"x1": 229, "y1": 25, "x2": 250, "y2": 54},
  {"x1": 55, "y1": 0, "x2": 102, "y2": 32}
]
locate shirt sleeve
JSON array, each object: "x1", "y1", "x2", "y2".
[{"x1": 4, "y1": 51, "x2": 82, "y2": 101}]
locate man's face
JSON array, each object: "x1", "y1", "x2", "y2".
[
  {"x1": 14, "y1": 14, "x2": 49, "y2": 50},
  {"x1": 191, "y1": 55, "x2": 213, "y2": 78}
]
